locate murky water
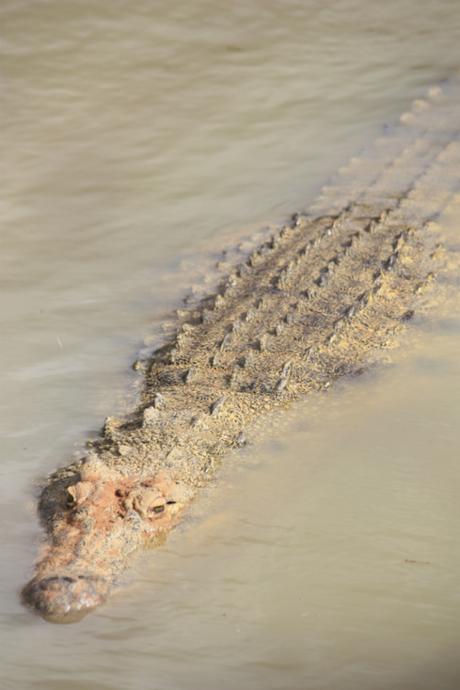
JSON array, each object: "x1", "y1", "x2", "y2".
[{"x1": 1, "y1": 0, "x2": 460, "y2": 688}]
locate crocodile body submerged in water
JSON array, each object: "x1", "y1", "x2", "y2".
[{"x1": 23, "y1": 82, "x2": 460, "y2": 622}]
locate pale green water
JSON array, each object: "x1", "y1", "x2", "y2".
[{"x1": 1, "y1": 1, "x2": 460, "y2": 688}]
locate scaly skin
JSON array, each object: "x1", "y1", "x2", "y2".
[{"x1": 22, "y1": 82, "x2": 460, "y2": 622}]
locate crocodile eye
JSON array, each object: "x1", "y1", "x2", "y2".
[
  {"x1": 66, "y1": 491, "x2": 76, "y2": 507},
  {"x1": 152, "y1": 504, "x2": 165, "y2": 514}
]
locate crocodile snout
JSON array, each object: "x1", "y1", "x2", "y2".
[
  {"x1": 24, "y1": 463, "x2": 193, "y2": 622},
  {"x1": 22, "y1": 573, "x2": 110, "y2": 623}
]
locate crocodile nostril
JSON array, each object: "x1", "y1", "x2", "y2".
[{"x1": 39, "y1": 575, "x2": 75, "y2": 590}]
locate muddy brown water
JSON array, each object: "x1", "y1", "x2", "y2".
[{"x1": 1, "y1": 0, "x2": 460, "y2": 688}]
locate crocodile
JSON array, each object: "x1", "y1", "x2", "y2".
[{"x1": 22, "y1": 81, "x2": 460, "y2": 622}]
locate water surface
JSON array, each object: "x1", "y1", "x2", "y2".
[{"x1": 1, "y1": 1, "x2": 460, "y2": 688}]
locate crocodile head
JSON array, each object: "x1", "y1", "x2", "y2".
[{"x1": 22, "y1": 458, "x2": 193, "y2": 623}]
